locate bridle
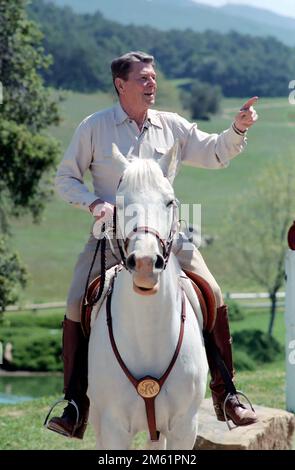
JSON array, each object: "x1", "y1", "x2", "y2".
[
  {"x1": 80, "y1": 178, "x2": 179, "y2": 315},
  {"x1": 113, "y1": 196, "x2": 179, "y2": 272}
]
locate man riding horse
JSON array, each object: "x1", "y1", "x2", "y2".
[{"x1": 46, "y1": 51, "x2": 258, "y2": 439}]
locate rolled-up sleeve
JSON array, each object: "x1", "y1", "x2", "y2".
[
  {"x1": 173, "y1": 114, "x2": 247, "y2": 169},
  {"x1": 55, "y1": 118, "x2": 98, "y2": 211}
]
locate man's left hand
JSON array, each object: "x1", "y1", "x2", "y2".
[{"x1": 234, "y1": 96, "x2": 259, "y2": 133}]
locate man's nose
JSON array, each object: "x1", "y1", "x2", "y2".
[{"x1": 147, "y1": 77, "x2": 156, "y2": 86}]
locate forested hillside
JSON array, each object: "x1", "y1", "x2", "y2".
[
  {"x1": 50, "y1": 0, "x2": 295, "y2": 46},
  {"x1": 28, "y1": 0, "x2": 295, "y2": 97}
]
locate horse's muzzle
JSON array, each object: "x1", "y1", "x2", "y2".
[
  {"x1": 126, "y1": 253, "x2": 165, "y2": 273},
  {"x1": 126, "y1": 254, "x2": 162, "y2": 295}
]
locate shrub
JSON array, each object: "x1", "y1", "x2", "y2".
[
  {"x1": 227, "y1": 299, "x2": 245, "y2": 321},
  {"x1": 233, "y1": 329, "x2": 283, "y2": 364},
  {"x1": 233, "y1": 349, "x2": 256, "y2": 371},
  {"x1": 2, "y1": 313, "x2": 62, "y2": 329},
  {"x1": 180, "y1": 79, "x2": 222, "y2": 120},
  {"x1": 1, "y1": 329, "x2": 62, "y2": 372}
]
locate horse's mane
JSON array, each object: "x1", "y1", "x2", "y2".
[{"x1": 122, "y1": 158, "x2": 170, "y2": 194}]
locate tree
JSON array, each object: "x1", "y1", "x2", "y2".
[
  {"x1": 223, "y1": 160, "x2": 295, "y2": 336},
  {"x1": 27, "y1": 1, "x2": 295, "y2": 96},
  {"x1": 0, "y1": 0, "x2": 60, "y2": 311},
  {"x1": 0, "y1": 238, "x2": 27, "y2": 314},
  {"x1": 180, "y1": 80, "x2": 222, "y2": 120}
]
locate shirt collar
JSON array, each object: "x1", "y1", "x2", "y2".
[
  {"x1": 114, "y1": 103, "x2": 129, "y2": 125},
  {"x1": 147, "y1": 109, "x2": 163, "y2": 129},
  {"x1": 114, "y1": 103, "x2": 163, "y2": 129}
]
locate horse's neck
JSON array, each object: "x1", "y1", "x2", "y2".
[{"x1": 115, "y1": 256, "x2": 181, "y2": 323}]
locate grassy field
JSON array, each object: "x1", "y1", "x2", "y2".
[
  {"x1": 8, "y1": 88, "x2": 295, "y2": 303},
  {"x1": 0, "y1": 361, "x2": 286, "y2": 450},
  {"x1": 0, "y1": 306, "x2": 287, "y2": 450}
]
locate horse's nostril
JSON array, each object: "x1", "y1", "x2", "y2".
[
  {"x1": 126, "y1": 253, "x2": 136, "y2": 271},
  {"x1": 155, "y1": 254, "x2": 165, "y2": 271}
]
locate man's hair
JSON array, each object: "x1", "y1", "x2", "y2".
[{"x1": 111, "y1": 51, "x2": 155, "y2": 94}]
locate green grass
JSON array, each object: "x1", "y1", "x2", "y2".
[
  {"x1": 8, "y1": 87, "x2": 295, "y2": 302},
  {"x1": 230, "y1": 307, "x2": 285, "y2": 345},
  {"x1": 0, "y1": 397, "x2": 96, "y2": 450},
  {"x1": 0, "y1": 361, "x2": 286, "y2": 450},
  {"x1": 0, "y1": 306, "x2": 288, "y2": 449}
]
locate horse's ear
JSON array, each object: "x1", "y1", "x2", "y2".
[
  {"x1": 108, "y1": 143, "x2": 130, "y2": 172},
  {"x1": 158, "y1": 140, "x2": 180, "y2": 184}
]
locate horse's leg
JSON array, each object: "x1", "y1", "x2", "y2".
[
  {"x1": 89, "y1": 405, "x2": 105, "y2": 449},
  {"x1": 165, "y1": 413, "x2": 199, "y2": 450},
  {"x1": 146, "y1": 433, "x2": 167, "y2": 450},
  {"x1": 98, "y1": 413, "x2": 133, "y2": 450},
  {"x1": 95, "y1": 436, "x2": 104, "y2": 450}
]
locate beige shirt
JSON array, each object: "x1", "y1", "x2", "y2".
[{"x1": 55, "y1": 103, "x2": 247, "y2": 210}]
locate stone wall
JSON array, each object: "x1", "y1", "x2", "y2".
[{"x1": 195, "y1": 399, "x2": 295, "y2": 450}]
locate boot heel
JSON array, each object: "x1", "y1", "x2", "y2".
[{"x1": 73, "y1": 420, "x2": 88, "y2": 439}]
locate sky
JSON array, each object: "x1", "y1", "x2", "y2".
[{"x1": 193, "y1": 0, "x2": 295, "y2": 19}]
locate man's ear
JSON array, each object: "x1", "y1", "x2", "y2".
[
  {"x1": 115, "y1": 77, "x2": 125, "y2": 95},
  {"x1": 158, "y1": 140, "x2": 180, "y2": 184}
]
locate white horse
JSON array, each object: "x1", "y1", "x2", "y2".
[{"x1": 88, "y1": 143, "x2": 208, "y2": 450}]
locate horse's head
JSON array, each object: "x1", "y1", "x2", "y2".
[{"x1": 112, "y1": 142, "x2": 180, "y2": 295}]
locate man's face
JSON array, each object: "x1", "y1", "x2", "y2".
[{"x1": 117, "y1": 62, "x2": 157, "y2": 110}]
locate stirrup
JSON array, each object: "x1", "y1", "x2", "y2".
[
  {"x1": 44, "y1": 398, "x2": 80, "y2": 436},
  {"x1": 223, "y1": 390, "x2": 256, "y2": 431}
]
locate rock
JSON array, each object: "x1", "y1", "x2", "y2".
[{"x1": 195, "y1": 399, "x2": 295, "y2": 450}]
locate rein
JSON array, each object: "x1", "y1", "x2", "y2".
[{"x1": 106, "y1": 277, "x2": 186, "y2": 442}]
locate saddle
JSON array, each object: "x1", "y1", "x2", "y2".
[
  {"x1": 81, "y1": 266, "x2": 216, "y2": 337},
  {"x1": 183, "y1": 270, "x2": 216, "y2": 333}
]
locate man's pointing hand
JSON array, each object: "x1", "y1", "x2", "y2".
[{"x1": 234, "y1": 96, "x2": 259, "y2": 133}]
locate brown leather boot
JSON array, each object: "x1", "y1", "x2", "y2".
[
  {"x1": 45, "y1": 317, "x2": 90, "y2": 439},
  {"x1": 205, "y1": 305, "x2": 258, "y2": 427}
]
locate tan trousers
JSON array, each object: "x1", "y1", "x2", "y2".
[{"x1": 67, "y1": 232, "x2": 223, "y2": 322}]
